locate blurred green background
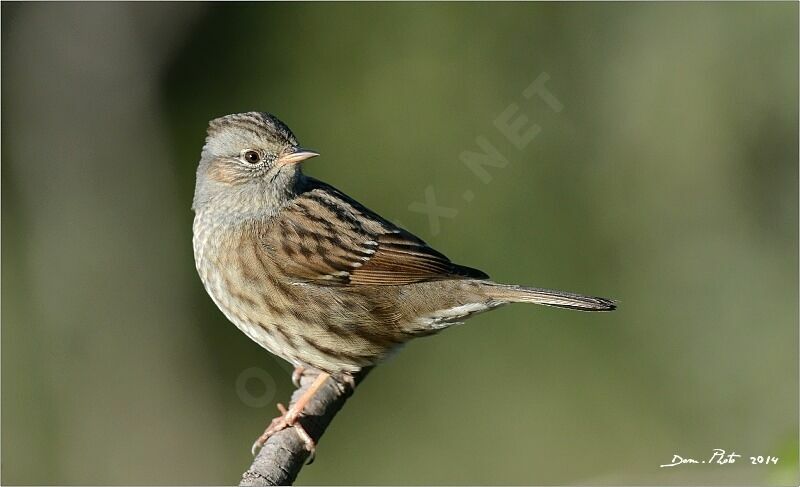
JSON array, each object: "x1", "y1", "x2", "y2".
[{"x1": 2, "y1": 2, "x2": 797, "y2": 485}]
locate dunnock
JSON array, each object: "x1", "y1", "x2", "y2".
[{"x1": 192, "y1": 112, "x2": 615, "y2": 453}]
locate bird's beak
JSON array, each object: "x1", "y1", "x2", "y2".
[{"x1": 276, "y1": 147, "x2": 320, "y2": 166}]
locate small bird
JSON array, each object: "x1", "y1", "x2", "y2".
[{"x1": 192, "y1": 112, "x2": 615, "y2": 454}]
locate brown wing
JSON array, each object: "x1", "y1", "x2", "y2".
[{"x1": 265, "y1": 178, "x2": 488, "y2": 286}]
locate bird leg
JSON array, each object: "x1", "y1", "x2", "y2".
[{"x1": 251, "y1": 371, "x2": 331, "y2": 459}]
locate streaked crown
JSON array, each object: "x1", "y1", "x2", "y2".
[{"x1": 204, "y1": 112, "x2": 298, "y2": 158}]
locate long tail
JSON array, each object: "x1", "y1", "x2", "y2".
[{"x1": 483, "y1": 283, "x2": 616, "y2": 311}]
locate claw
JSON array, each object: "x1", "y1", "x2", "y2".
[
  {"x1": 251, "y1": 438, "x2": 262, "y2": 457},
  {"x1": 291, "y1": 366, "x2": 306, "y2": 388}
]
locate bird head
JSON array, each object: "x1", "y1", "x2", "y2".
[{"x1": 193, "y1": 112, "x2": 318, "y2": 213}]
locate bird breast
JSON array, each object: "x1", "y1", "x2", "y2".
[{"x1": 192, "y1": 211, "x2": 399, "y2": 373}]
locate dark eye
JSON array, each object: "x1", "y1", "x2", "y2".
[{"x1": 243, "y1": 150, "x2": 261, "y2": 164}]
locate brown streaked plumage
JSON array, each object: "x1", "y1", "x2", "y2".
[{"x1": 191, "y1": 111, "x2": 615, "y2": 454}]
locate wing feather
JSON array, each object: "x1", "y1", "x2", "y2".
[{"x1": 265, "y1": 178, "x2": 488, "y2": 286}]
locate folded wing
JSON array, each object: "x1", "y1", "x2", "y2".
[{"x1": 265, "y1": 178, "x2": 488, "y2": 286}]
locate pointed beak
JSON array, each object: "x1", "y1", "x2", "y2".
[{"x1": 276, "y1": 147, "x2": 320, "y2": 166}]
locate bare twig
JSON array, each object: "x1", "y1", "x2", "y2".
[{"x1": 239, "y1": 368, "x2": 370, "y2": 486}]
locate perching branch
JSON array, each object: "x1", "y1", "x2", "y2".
[{"x1": 239, "y1": 368, "x2": 370, "y2": 486}]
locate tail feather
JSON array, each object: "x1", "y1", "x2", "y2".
[{"x1": 484, "y1": 283, "x2": 616, "y2": 312}]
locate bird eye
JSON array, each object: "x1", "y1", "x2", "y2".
[{"x1": 243, "y1": 150, "x2": 261, "y2": 164}]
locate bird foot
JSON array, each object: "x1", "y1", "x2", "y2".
[
  {"x1": 251, "y1": 371, "x2": 330, "y2": 463},
  {"x1": 332, "y1": 373, "x2": 356, "y2": 394},
  {"x1": 251, "y1": 403, "x2": 317, "y2": 462}
]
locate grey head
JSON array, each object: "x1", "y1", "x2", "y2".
[{"x1": 192, "y1": 112, "x2": 318, "y2": 216}]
